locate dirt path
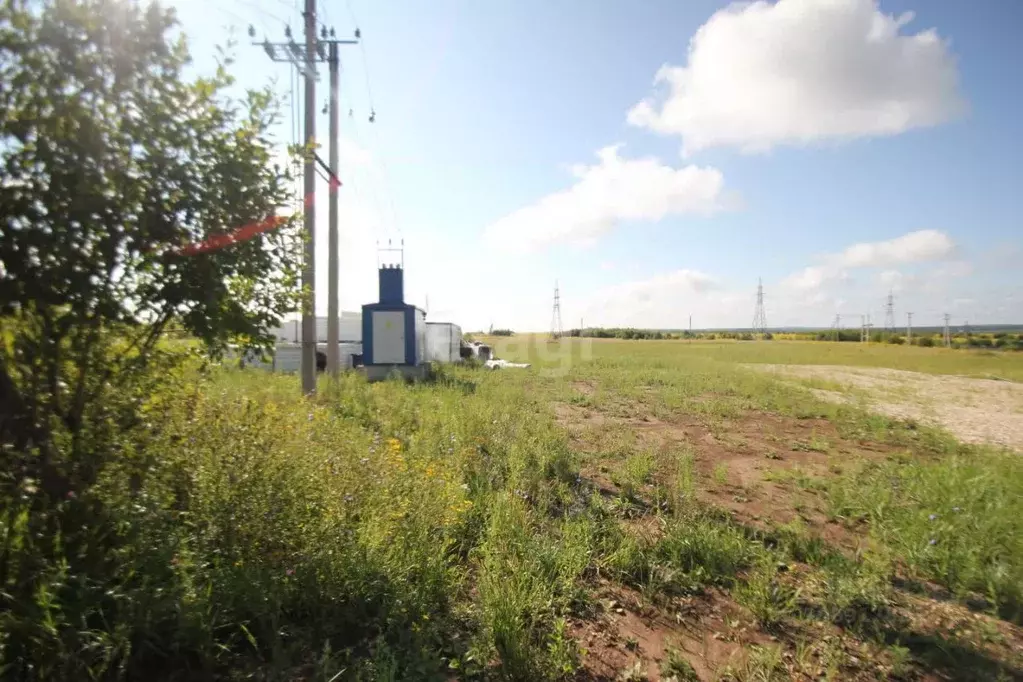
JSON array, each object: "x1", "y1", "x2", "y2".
[{"x1": 750, "y1": 364, "x2": 1023, "y2": 452}]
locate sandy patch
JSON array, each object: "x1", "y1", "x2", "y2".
[{"x1": 751, "y1": 364, "x2": 1023, "y2": 452}]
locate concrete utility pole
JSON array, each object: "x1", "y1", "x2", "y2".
[
  {"x1": 326, "y1": 41, "x2": 340, "y2": 378},
  {"x1": 299, "y1": 0, "x2": 318, "y2": 395},
  {"x1": 943, "y1": 313, "x2": 952, "y2": 348},
  {"x1": 256, "y1": 16, "x2": 358, "y2": 393}
]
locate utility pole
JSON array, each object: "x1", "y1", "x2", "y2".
[
  {"x1": 832, "y1": 314, "x2": 841, "y2": 342},
  {"x1": 301, "y1": 0, "x2": 318, "y2": 394},
  {"x1": 256, "y1": 18, "x2": 358, "y2": 393},
  {"x1": 943, "y1": 313, "x2": 951, "y2": 348},
  {"x1": 906, "y1": 312, "x2": 913, "y2": 344},
  {"x1": 326, "y1": 41, "x2": 340, "y2": 378}
]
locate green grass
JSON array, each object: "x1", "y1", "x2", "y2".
[
  {"x1": 7, "y1": 337, "x2": 1023, "y2": 679},
  {"x1": 492, "y1": 336, "x2": 1023, "y2": 382},
  {"x1": 826, "y1": 450, "x2": 1023, "y2": 621}
]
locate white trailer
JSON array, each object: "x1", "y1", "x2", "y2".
[{"x1": 425, "y1": 322, "x2": 463, "y2": 363}]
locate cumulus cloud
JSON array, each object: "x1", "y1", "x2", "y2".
[
  {"x1": 483, "y1": 146, "x2": 731, "y2": 252},
  {"x1": 835, "y1": 229, "x2": 955, "y2": 267},
  {"x1": 781, "y1": 229, "x2": 956, "y2": 300},
  {"x1": 628, "y1": 0, "x2": 965, "y2": 154},
  {"x1": 782, "y1": 265, "x2": 846, "y2": 292}
]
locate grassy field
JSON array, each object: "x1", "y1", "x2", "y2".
[
  {"x1": 488, "y1": 336, "x2": 1023, "y2": 382},
  {"x1": 19, "y1": 338, "x2": 1023, "y2": 680}
]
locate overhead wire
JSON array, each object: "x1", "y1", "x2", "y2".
[
  {"x1": 233, "y1": 0, "x2": 291, "y2": 29},
  {"x1": 343, "y1": 0, "x2": 401, "y2": 237},
  {"x1": 344, "y1": 105, "x2": 390, "y2": 244}
]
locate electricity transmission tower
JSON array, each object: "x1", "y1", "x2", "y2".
[
  {"x1": 751, "y1": 278, "x2": 767, "y2": 337},
  {"x1": 883, "y1": 290, "x2": 896, "y2": 338},
  {"x1": 906, "y1": 312, "x2": 913, "y2": 343},
  {"x1": 943, "y1": 313, "x2": 952, "y2": 347},
  {"x1": 550, "y1": 281, "x2": 563, "y2": 340},
  {"x1": 862, "y1": 314, "x2": 874, "y2": 343},
  {"x1": 255, "y1": 8, "x2": 357, "y2": 393},
  {"x1": 832, "y1": 314, "x2": 841, "y2": 342}
]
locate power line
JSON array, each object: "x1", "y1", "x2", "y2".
[
  {"x1": 254, "y1": 10, "x2": 359, "y2": 396},
  {"x1": 344, "y1": 0, "x2": 375, "y2": 112},
  {"x1": 340, "y1": 0, "x2": 402, "y2": 238},
  {"x1": 234, "y1": 0, "x2": 292, "y2": 28},
  {"x1": 345, "y1": 105, "x2": 399, "y2": 236}
]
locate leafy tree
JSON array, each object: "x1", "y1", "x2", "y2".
[{"x1": 0, "y1": 0, "x2": 300, "y2": 674}]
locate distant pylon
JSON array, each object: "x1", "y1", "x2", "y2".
[
  {"x1": 906, "y1": 312, "x2": 913, "y2": 344},
  {"x1": 832, "y1": 314, "x2": 841, "y2": 342},
  {"x1": 883, "y1": 290, "x2": 896, "y2": 338},
  {"x1": 550, "y1": 280, "x2": 563, "y2": 340},
  {"x1": 752, "y1": 278, "x2": 767, "y2": 336},
  {"x1": 943, "y1": 313, "x2": 951, "y2": 347},
  {"x1": 860, "y1": 315, "x2": 866, "y2": 343}
]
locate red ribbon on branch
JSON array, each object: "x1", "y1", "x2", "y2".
[{"x1": 174, "y1": 175, "x2": 342, "y2": 256}]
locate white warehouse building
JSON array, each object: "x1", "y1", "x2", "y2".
[
  {"x1": 269, "y1": 313, "x2": 364, "y2": 344},
  {"x1": 244, "y1": 311, "x2": 463, "y2": 374}
]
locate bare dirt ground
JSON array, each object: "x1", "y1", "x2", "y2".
[
  {"x1": 553, "y1": 384, "x2": 1023, "y2": 680},
  {"x1": 749, "y1": 364, "x2": 1023, "y2": 452}
]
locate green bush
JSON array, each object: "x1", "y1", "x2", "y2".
[
  {"x1": 887, "y1": 335, "x2": 905, "y2": 345},
  {"x1": 916, "y1": 336, "x2": 936, "y2": 347}
]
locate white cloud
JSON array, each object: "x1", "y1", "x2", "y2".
[
  {"x1": 628, "y1": 0, "x2": 965, "y2": 154},
  {"x1": 483, "y1": 146, "x2": 731, "y2": 252},
  {"x1": 781, "y1": 230, "x2": 955, "y2": 297},
  {"x1": 782, "y1": 265, "x2": 845, "y2": 291},
  {"x1": 835, "y1": 229, "x2": 955, "y2": 267}
]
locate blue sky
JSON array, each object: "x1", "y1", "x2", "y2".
[{"x1": 167, "y1": 0, "x2": 1022, "y2": 331}]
